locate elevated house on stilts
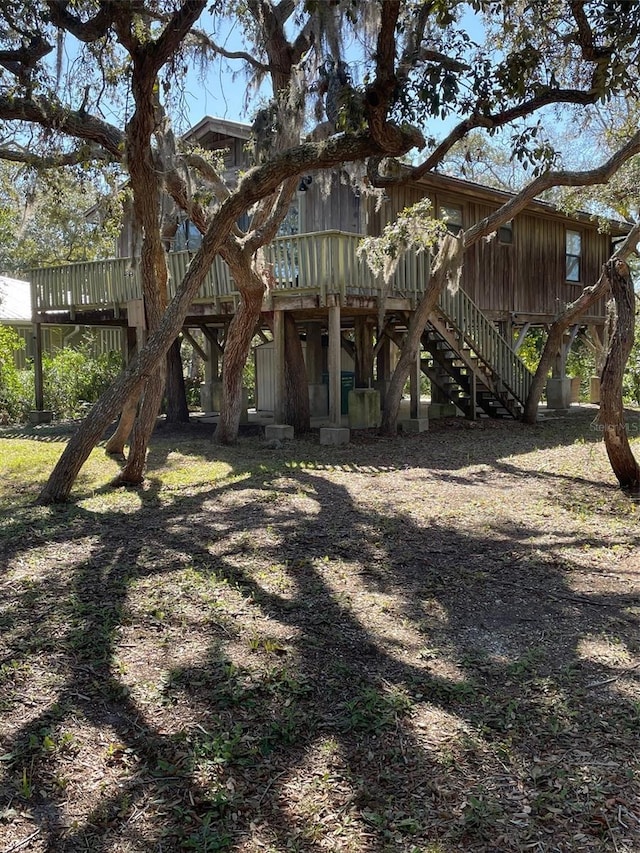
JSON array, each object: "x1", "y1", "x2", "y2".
[{"x1": 28, "y1": 117, "x2": 629, "y2": 434}]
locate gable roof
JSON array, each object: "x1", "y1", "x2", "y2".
[
  {"x1": 0, "y1": 276, "x2": 31, "y2": 322},
  {"x1": 184, "y1": 116, "x2": 251, "y2": 147}
]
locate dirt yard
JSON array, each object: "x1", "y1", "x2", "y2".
[{"x1": 1, "y1": 406, "x2": 639, "y2": 852}]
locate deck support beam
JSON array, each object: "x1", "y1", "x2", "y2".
[
  {"x1": 33, "y1": 322, "x2": 44, "y2": 411},
  {"x1": 328, "y1": 299, "x2": 342, "y2": 425},
  {"x1": 354, "y1": 317, "x2": 374, "y2": 388},
  {"x1": 273, "y1": 309, "x2": 286, "y2": 423},
  {"x1": 410, "y1": 348, "x2": 422, "y2": 419}
]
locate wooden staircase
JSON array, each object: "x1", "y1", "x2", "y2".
[{"x1": 421, "y1": 286, "x2": 534, "y2": 420}]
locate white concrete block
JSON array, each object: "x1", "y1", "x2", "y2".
[
  {"x1": 265, "y1": 424, "x2": 294, "y2": 441},
  {"x1": 400, "y1": 418, "x2": 429, "y2": 433},
  {"x1": 319, "y1": 427, "x2": 350, "y2": 445}
]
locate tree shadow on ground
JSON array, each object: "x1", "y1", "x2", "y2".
[{"x1": 1, "y1": 414, "x2": 639, "y2": 851}]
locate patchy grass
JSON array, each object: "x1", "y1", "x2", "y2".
[{"x1": 1, "y1": 408, "x2": 639, "y2": 852}]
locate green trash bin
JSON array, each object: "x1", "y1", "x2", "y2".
[
  {"x1": 341, "y1": 371, "x2": 355, "y2": 415},
  {"x1": 321, "y1": 371, "x2": 356, "y2": 416}
]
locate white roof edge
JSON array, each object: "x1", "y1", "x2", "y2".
[{"x1": 0, "y1": 275, "x2": 31, "y2": 322}]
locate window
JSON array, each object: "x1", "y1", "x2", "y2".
[
  {"x1": 276, "y1": 197, "x2": 300, "y2": 237},
  {"x1": 498, "y1": 220, "x2": 513, "y2": 244},
  {"x1": 173, "y1": 219, "x2": 203, "y2": 252},
  {"x1": 566, "y1": 229, "x2": 582, "y2": 282},
  {"x1": 439, "y1": 203, "x2": 463, "y2": 235}
]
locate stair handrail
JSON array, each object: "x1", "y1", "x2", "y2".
[{"x1": 437, "y1": 285, "x2": 533, "y2": 406}]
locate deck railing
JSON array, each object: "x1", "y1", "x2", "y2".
[
  {"x1": 30, "y1": 231, "x2": 431, "y2": 314},
  {"x1": 438, "y1": 284, "x2": 533, "y2": 405},
  {"x1": 264, "y1": 231, "x2": 430, "y2": 302},
  {"x1": 30, "y1": 252, "x2": 234, "y2": 314}
]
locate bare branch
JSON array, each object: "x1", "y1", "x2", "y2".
[
  {"x1": 0, "y1": 95, "x2": 124, "y2": 158},
  {"x1": 0, "y1": 36, "x2": 52, "y2": 83},
  {"x1": 568, "y1": 0, "x2": 613, "y2": 63},
  {"x1": 0, "y1": 143, "x2": 114, "y2": 167},
  {"x1": 184, "y1": 152, "x2": 230, "y2": 202},
  {"x1": 149, "y1": 0, "x2": 207, "y2": 70},
  {"x1": 187, "y1": 28, "x2": 271, "y2": 72}
]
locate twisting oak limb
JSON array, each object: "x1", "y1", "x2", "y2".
[
  {"x1": 465, "y1": 130, "x2": 640, "y2": 247},
  {"x1": 0, "y1": 144, "x2": 115, "y2": 167},
  {"x1": 522, "y1": 223, "x2": 640, "y2": 424},
  {"x1": 46, "y1": 1, "x2": 116, "y2": 42},
  {"x1": 380, "y1": 234, "x2": 464, "y2": 436},
  {"x1": 0, "y1": 96, "x2": 124, "y2": 157},
  {"x1": 104, "y1": 1, "x2": 206, "y2": 484},
  {"x1": 599, "y1": 259, "x2": 640, "y2": 490}
]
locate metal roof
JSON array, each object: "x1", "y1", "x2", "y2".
[{"x1": 0, "y1": 276, "x2": 31, "y2": 322}]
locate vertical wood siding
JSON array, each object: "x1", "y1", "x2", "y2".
[{"x1": 367, "y1": 184, "x2": 613, "y2": 320}]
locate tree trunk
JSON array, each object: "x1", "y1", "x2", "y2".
[
  {"x1": 165, "y1": 336, "x2": 190, "y2": 423},
  {"x1": 599, "y1": 259, "x2": 640, "y2": 490},
  {"x1": 380, "y1": 234, "x2": 463, "y2": 435},
  {"x1": 522, "y1": 279, "x2": 609, "y2": 423},
  {"x1": 112, "y1": 363, "x2": 166, "y2": 486},
  {"x1": 264, "y1": 311, "x2": 311, "y2": 434},
  {"x1": 523, "y1": 223, "x2": 640, "y2": 424},
  {"x1": 284, "y1": 312, "x2": 311, "y2": 433},
  {"x1": 214, "y1": 288, "x2": 263, "y2": 444},
  {"x1": 104, "y1": 393, "x2": 139, "y2": 455}
]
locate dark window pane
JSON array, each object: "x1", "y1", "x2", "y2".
[
  {"x1": 499, "y1": 222, "x2": 513, "y2": 244},
  {"x1": 566, "y1": 254, "x2": 580, "y2": 282}
]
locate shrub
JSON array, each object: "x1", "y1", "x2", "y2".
[
  {"x1": 41, "y1": 342, "x2": 123, "y2": 418},
  {"x1": 0, "y1": 326, "x2": 30, "y2": 422}
]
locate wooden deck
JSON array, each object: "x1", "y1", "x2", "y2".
[
  {"x1": 29, "y1": 231, "x2": 430, "y2": 317},
  {"x1": 29, "y1": 229, "x2": 533, "y2": 417}
]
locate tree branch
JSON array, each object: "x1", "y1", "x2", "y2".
[
  {"x1": 186, "y1": 28, "x2": 271, "y2": 72},
  {"x1": 0, "y1": 96, "x2": 124, "y2": 158},
  {"x1": 0, "y1": 143, "x2": 114, "y2": 167},
  {"x1": 243, "y1": 176, "x2": 299, "y2": 254},
  {"x1": 149, "y1": 0, "x2": 206, "y2": 70},
  {"x1": 46, "y1": 0, "x2": 116, "y2": 42},
  {"x1": 465, "y1": 130, "x2": 640, "y2": 247}
]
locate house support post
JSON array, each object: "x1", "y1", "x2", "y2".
[
  {"x1": 123, "y1": 326, "x2": 138, "y2": 365},
  {"x1": 328, "y1": 299, "x2": 341, "y2": 425},
  {"x1": 374, "y1": 330, "x2": 392, "y2": 407},
  {"x1": 305, "y1": 323, "x2": 323, "y2": 382},
  {"x1": 33, "y1": 322, "x2": 44, "y2": 411},
  {"x1": 273, "y1": 309, "x2": 286, "y2": 424},
  {"x1": 400, "y1": 347, "x2": 428, "y2": 433},
  {"x1": 28, "y1": 321, "x2": 52, "y2": 424},
  {"x1": 354, "y1": 317, "x2": 374, "y2": 388},
  {"x1": 200, "y1": 326, "x2": 222, "y2": 412},
  {"x1": 321, "y1": 297, "x2": 350, "y2": 444},
  {"x1": 305, "y1": 322, "x2": 327, "y2": 418},
  {"x1": 547, "y1": 326, "x2": 577, "y2": 411},
  {"x1": 410, "y1": 348, "x2": 421, "y2": 419}
]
